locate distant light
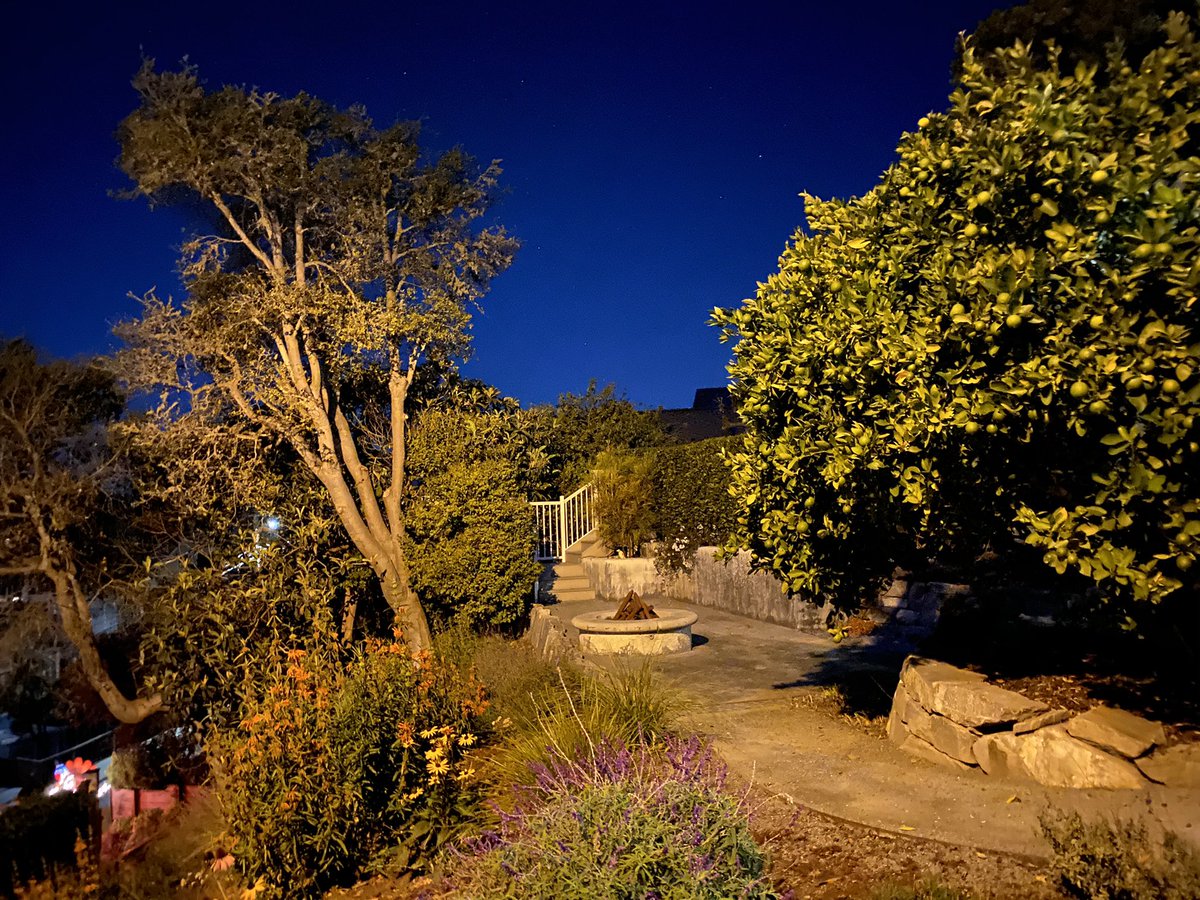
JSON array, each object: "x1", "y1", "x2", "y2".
[{"x1": 264, "y1": 516, "x2": 281, "y2": 532}]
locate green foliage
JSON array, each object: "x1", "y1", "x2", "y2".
[
  {"x1": 487, "y1": 662, "x2": 683, "y2": 788},
  {"x1": 0, "y1": 790, "x2": 95, "y2": 896},
  {"x1": 209, "y1": 628, "x2": 490, "y2": 898},
  {"x1": 450, "y1": 736, "x2": 781, "y2": 900},
  {"x1": 1040, "y1": 810, "x2": 1200, "y2": 899},
  {"x1": 107, "y1": 730, "x2": 204, "y2": 790},
  {"x1": 592, "y1": 448, "x2": 656, "y2": 556},
  {"x1": 405, "y1": 406, "x2": 543, "y2": 630},
  {"x1": 116, "y1": 62, "x2": 520, "y2": 646},
  {"x1": 713, "y1": 17, "x2": 1200, "y2": 612},
  {"x1": 966, "y1": 0, "x2": 1189, "y2": 76},
  {"x1": 140, "y1": 491, "x2": 365, "y2": 734},
  {"x1": 871, "y1": 880, "x2": 969, "y2": 900},
  {"x1": 527, "y1": 382, "x2": 666, "y2": 497},
  {"x1": 437, "y1": 630, "x2": 562, "y2": 728},
  {"x1": 0, "y1": 339, "x2": 163, "y2": 724},
  {"x1": 104, "y1": 797, "x2": 246, "y2": 900},
  {"x1": 650, "y1": 436, "x2": 738, "y2": 574}
]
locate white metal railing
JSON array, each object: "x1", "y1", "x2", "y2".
[{"x1": 532, "y1": 482, "x2": 595, "y2": 561}]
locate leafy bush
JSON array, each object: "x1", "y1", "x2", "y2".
[
  {"x1": 406, "y1": 407, "x2": 543, "y2": 629},
  {"x1": 11, "y1": 837, "x2": 99, "y2": 899},
  {"x1": 108, "y1": 729, "x2": 204, "y2": 789},
  {"x1": 526, "y1": 381, "x2": 666, "y2": 497},
  {"x1": 592, "y1": 448, "x2": 655, "y2": 556},
  {"x1": 713, "y1": 16, "x2": 1200, "y2": 613},
  {"x1": 141, "y1": 489, "x2": 371, "y2": 735},
  {"x1": 209, "y1": 630, "x2": 490, "y2": 898},
  {"x1": 0, "y1": 790, "x2": 95, "y2": 896},
  {"x1": 449, "y1": 735, "x2": 781, "y2": 899},
  {"x1": 1040, "y1": 810, "x2": 1200, "y2": 899},
  {"x1": 437, "y1": 630, "x2": 563, "y2": 728},
  {"x1": 650, "y1": 437, "x2": 738, "y2": 574}
]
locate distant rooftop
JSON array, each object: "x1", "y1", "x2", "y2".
[{"x1": 659, "y1": 387, "x2": 743, "y2": 442}]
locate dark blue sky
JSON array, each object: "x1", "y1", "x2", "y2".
[{"x1": 1, "y1": 1, "x2": 1007, "y2": 408}]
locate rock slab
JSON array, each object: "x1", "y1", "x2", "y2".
[
  {"x1": 1136, "y1": 743, "x2": 1200, "y2": 787},
  {"x1": 906, "y1": 703, "x2": 979, "y2": 765},
  {"x1": 899, "y1": 733, "x2": 973, "y2": 772},
  {"x1": 1018, "y1": 725, "x2": 1147, "y2": 790},
  {"x1": 1013, "y1": 708, "x2": 1071, "y2": 735},
  {"x1": 900, "y1": 657, "x2": 986, "y2": 712},
  {"x1": 973, "y1": 732, "x2": 1030, "y2": 780},
  {"x1": 1065, "y1": 706, "x2": 1165, "y2": 759}
]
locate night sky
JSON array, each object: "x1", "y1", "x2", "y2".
[{"x1": 1, "y1": 1, "x2": 1008, "y2": 409}]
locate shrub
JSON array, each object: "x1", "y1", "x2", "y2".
[
  {"x1": 592, "y1": 448, "x2": 655, "y2": 556},
  {"x1": 209, "y1": 631, "x2": 490, "y2": 898},
  {"x1": 650, "y1": 437, "x2": 738, "y2": 574},
  {"x1": 449, "y1": 735, "x2": 782, "y2": 899},
  {"x1": 712, "y1": 16, "x2": 1200, "y2": 614},
  {"x1": 406, "y1": 407, "x2": 543, "y2": 629},
  {"x1": 11, "y1": 837, "x2": 99, "y2": 899},
  {"x1": 108, "y1": 729, "x2": 205, "y2": 790},
  {"x1": 0, "y1": 790, "x2": 96, "y2": 896},
  {"x1": 1040, "y1": 810, "x2": 1200, "y2": 899},
  {"x1": 526, "y1": 381, "x2": 667, "y2": 497}
]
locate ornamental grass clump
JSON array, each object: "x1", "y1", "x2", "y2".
[{"x1": 449, "y1": 735, "x2": 783, "y2": 899}]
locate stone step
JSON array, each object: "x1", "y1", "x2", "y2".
[{"x1": 553, "y1": 586, "x2": 597, "y2": 602}]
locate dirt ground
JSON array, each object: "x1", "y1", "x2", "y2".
[{"x1": 750, "y1": 788, "x2": 1061, "y2": 899}]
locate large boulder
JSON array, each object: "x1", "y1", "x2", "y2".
[
  {"x1": 973, "y1": 732, "x2": 1031, "y2": 780},
  {"x1": 900, "y1": 656, "x2": 1046, "y2": 729},
  {"x1": 905, "y1": 703, "x2": 979, "y2": 765},
  {"x1": 899, "y1": 657, "x2": 986, "y2": 710},
  {"x1": 899, "y1": 733, "x2": 973, "y2": 772},
  {"x1": 1136, "y1": 743, "x2": 1200, "y2": 787},
  {"x1": 1065, "y1": 706, "x2": 1165, "y2": 759},
  {"x1": 1017, "y1": 725, "x2": 1147, "y2": 789}
]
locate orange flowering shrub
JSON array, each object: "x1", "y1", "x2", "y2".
[{"x1": 209, "y1": 633, "x2": 489, "y2": 898}]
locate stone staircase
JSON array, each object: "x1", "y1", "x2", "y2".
[{"x1": 546, "y1": 531, "x2": 607, "y2": 602}]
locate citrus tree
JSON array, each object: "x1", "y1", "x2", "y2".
[{"x1": 713, "y1": 15, "x2": 1200, "y2": 615}]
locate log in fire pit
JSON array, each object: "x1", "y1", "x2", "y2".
[{"x1": 612, "y1": 590, "x2": 658, "y2": 621}]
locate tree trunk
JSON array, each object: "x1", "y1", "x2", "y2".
[
  {"x1": 340, "y1": 588, "x2": 358, "y2": 644},
  {"x1": 377, "y1": 557, "x2": 433, "y2": 649},
  {"x1": 50, "y1": 574, "x2": 163, "y2": 725}
]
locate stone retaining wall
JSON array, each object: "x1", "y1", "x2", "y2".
[
  {"x1": 888, "y1": 656, "x2": 1199, "y2": 789},
  {"x1": 583, "y1": 548, "x2": 832, "y2": 633}
]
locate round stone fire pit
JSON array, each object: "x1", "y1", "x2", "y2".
[{"x1": 571, "y1": 609, "x2": 698, "y2": 655}]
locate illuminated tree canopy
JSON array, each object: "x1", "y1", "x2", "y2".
[{"x1": 117, "y1": 63, "x2": 518, "y2": 648}]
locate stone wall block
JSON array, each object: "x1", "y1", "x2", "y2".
[
  {"x1": 973, "y1": 732, "x2": 1032, "y2": 780},
  {"x1": 1136, "y1": 743, "x2": 1200, "y2": 787},
  {"x1": 899, "y1": 733, "x2": 973, "y2": 772},
  {"x1": 905, "y1": 703, "x2": 980, "y2": 764},
  {"x1": 1065, "y1": 706, "x2": 1166, "y2": 759},
  {"x1": 886, "y1": 683, "x2": 910, "y2": 745},
  {"x1": 1017, "y1": 725, "x2": 1148, "y2": 789},
  {"x1": 1013, "y1": 709, "x2": 1071, "y2": 735},
  {"x1": 899, "y1": 656, "x2": 987, "y2": 713}
]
